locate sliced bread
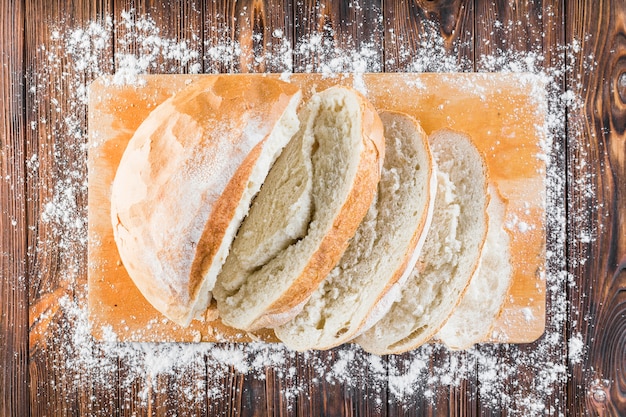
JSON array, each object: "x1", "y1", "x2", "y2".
[
  {"x1": 213, "y1": 86, "x2": 385, "y2": 331},
  {"x1": 435, "y1": 185, "x2": 512, "y2": 349},
  {"x1": 274, "y1": 111, "x2": 436, "y2": 350},
  {"x1": 355, "y1": 129, "x2": 489, "y2": 355},
  {"x1": 110, "y1": 75, "x2": 302, "y2": 326}
]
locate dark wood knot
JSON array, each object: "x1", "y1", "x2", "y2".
[
  {"x1": 609, "y1": 34, "x2": 626, "y2": 134},
  {"x1": 590, "y1": 285, "x2": 626, "y2": 411},
  {"x1": 618, "y1": 71, "x2": 626, "y2": 104},
  {"x1": 588, "y1": 379, "x2": 610, "y2": 404},
  {"x1": 414, "y1": 0, "x2": 461, "y2": 38}
]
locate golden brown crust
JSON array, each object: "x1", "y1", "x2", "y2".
[
  {"x1": 189, "y1": 140, "x2": 264, "y2": 294},
  {"x1": 253, "y1": 139, "x2": 381, "y2": 329}
]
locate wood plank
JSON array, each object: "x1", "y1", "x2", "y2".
[
  {"x1": 475, "y1": 0, "x2": 544, "y2": 56},
  {"x1": 566, "y1": 0, "x2": 626, "y2": 414},
  {"x1": 26, "y1": 1, "x2": 87, "y2": 415},
  {"x1": 234, "y1": 0, "x2": 294, "y2": 73},
  {"x1": 114, "y1": 0, "x2": 203, "y2": 74},
  {"x1": 204, "y1": 0, "x2": 293, "y2": 73},
  {"x1": 541, "y1": 1, "x2": 569, "y2": 416},
  {"x1": 383, "y1": 0, "x2": 473, "y2": 72},
  {"x1": 0, "y1": 1, "x2": 28, "y2": 416},
  {"x1": 203, "y1": 0, "x2": 239, "y2": 73},
  {"x1": 205, "y1": 354, "x2": 245, "y2": 416},
  {"x1": 24, "y1": 1, "x2": 120, "y2": 416},
  {"x1": 264, "y1": 358, "x2": 299, "y2": 417},
  {"x1": 294, "y1": 0, "x2": 383, "y2": 72},
  {"x1": 382, "y1": 1, "x2": 475, "y2": 415}
]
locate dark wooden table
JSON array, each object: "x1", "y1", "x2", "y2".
[{"x1": 2, "y1": 0, "x2": 625, "y2": 415}]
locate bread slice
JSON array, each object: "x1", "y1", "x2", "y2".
[
  {"x1": 355, "y1": 129, "x2": 488, "y2": 355},
  {"x1": 435, "y1": 185, "x2": 512, "y2": 349},
  {"x1": 110, "y1": 75, "x2": 301, "y2": 326},
  {"x1": 274, "y1": 111, "x2": 436, "y2": 350},
  {"x1": 213, "y1": 86, "x2": 385, "y2": 331}
]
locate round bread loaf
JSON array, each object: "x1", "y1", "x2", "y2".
[
  {"x1": 213, "y1": 86, "x2": 385, "y2": 331},
  {"x1": 110, "y1": 75, "x2": 302, "y2": 326}
]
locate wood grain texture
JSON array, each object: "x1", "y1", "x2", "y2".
[
  {"x1": 294, "y1": 0, "x2": 383, "y2": 72},
  {"x1": 383, "y1": 0, "x2": 474, "y2": 71},
  {"x1": 3, "y1": 0, "x2": 623, "y2": 415},
  {"x1": 203, "y1": 0, "x2": 293, "y2": 73},
  {"x1": 474, "y1": 0, "x2": 544, "y2": 56},
  {"x1": 542, "y1": 1, "x2": 570, "y2": 417},
  {"x1": 114, "y1": 0, "x2": 203, "y2": 73},
  {"x1": 24, "y1": 0, "x2": 116, "y2": 415},
  {"x1": 1, "y1": 1, "x2": 28, "y2": 416},
  {"x1": 204, "y1": 0, "x2": 240, "y2": 73},
  {"x1": 567, "y1": 0, "x2": 626, "y2": 415}
]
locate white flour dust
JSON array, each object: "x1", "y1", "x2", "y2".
[{"x1": 30, "y1": 9, "x2": 592, "y2": 415}]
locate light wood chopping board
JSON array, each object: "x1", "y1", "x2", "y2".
[{"x1": 88, "y1": 73, "x2": 546, "y2": 345}]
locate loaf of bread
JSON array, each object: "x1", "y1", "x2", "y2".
[
  {"x1": 435, "y1": 185, "x2": 512, "y2": 349},
  {"x1": 355, "y1": 129, "x2": 489, "y2": 355},
  {"x1": 110, "y1": 75, "x2": 301, "y2": 326},
  {"x1": 274, "y1": 111, "x2": 436, "y2": 350},
  {"x1": 213, "y1": 86, "x2": 385, "y2": 331},
  {"x1": 110, "y1": 75, "x2": 516, "y2": 351}
]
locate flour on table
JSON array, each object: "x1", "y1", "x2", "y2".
[
  {"x1": 568, "y1": 333, "x2": 585, "y2": 365},
  {"x1": 30, "y1": 8, "x2": 592, "y2": 415}
]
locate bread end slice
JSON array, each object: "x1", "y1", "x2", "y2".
[{"x1": 435, "y1": 185, "x2": 513, "y2": 350}]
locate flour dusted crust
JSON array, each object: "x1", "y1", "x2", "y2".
[
  {"x1": 214, "y1": 86, "x2": 385, "y2": 331},
  {"x1": 110, "y1": 75, "x2": 301, "y2": 326},
  {"x1": 355, "y1": 129, "x2": 489, "y2": 355}
]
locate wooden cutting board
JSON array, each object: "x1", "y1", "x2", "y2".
[{"x1": 88, "y1": 73, "x2": 547, "y2": 344}]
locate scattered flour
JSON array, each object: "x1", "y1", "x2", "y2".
[
  {"x1": 521, "y1": 307, "x2": 535, "y2": 322},
  {"x1": 30, "y1": 8, "x2": 594, "y2": 415},
  {"x1": 568, "y1": 333, "x2": 585, "y2": 365}
]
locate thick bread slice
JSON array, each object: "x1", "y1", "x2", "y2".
[
  {"x1": 355, "y1": 129, "x2": 488, "y2": 355},
  {"x1": 274, "y1": 111, "x2": 436, "y2": 350},
  {"x1": 110, "y1": 76, "x2": 301, "y2": 326},
  {"x1": 213, "y1": 86, "x2": 385, "y2": 331},
  {"x1": 436, "y1": 185, "x2": 512, "y2": 349}
]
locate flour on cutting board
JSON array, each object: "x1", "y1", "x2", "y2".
[{"x1": 31, "y1": 8, "x2": 591, "y2": 415}]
